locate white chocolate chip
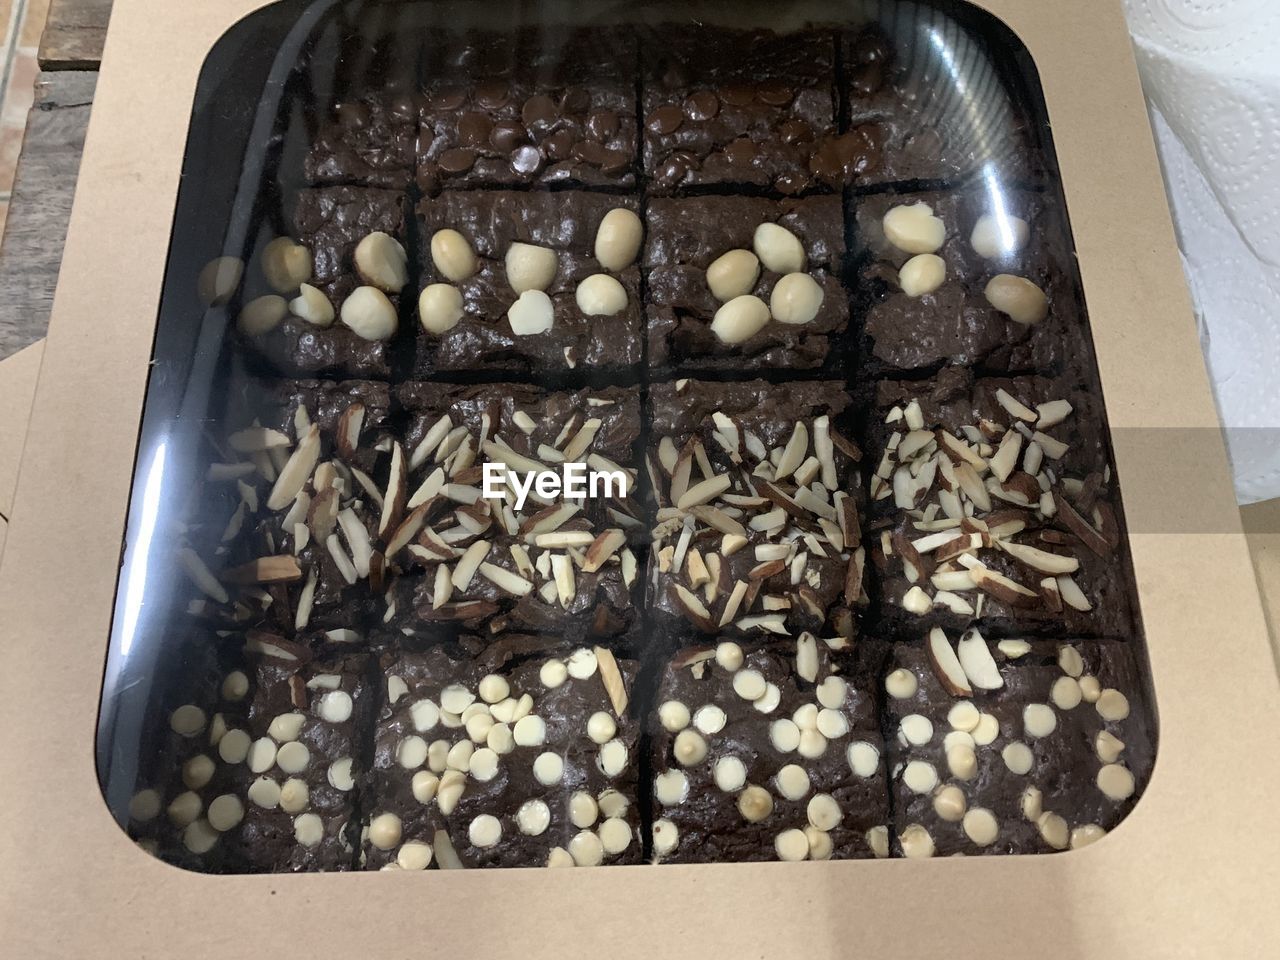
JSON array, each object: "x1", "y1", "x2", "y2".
[
  {"x1": 714, "y1": 756, "x2": 747, "y2": 793},
  {"x1": 368, "y1": 812, "x2": 402, "y2": 851},
  {"x1": 658, "y1": 700, "x2": 690, "y2": 732},
  {"x1": 431, "y1": 229, "x2": 476, "y2": 281},
  {"x1": 218, "y1": 729, "x2": 251, "y2": 764},
  {"x1": 575, "y1": 273, "x2": 628, "y2": 316},
  {"x1": 487, "y1": 723, "x2": 515, "y2": 755},
  {"x1": 279, "y1": 778, "x2": 309, "y2": 814},
  {"x1": 221, "y1": 671, "x2": 249, "y2": 701},
  {"x1": 328, "y1": 758, "x2": 355, "y2": 792},
  {"x1": 732, "y1": 669, "x2": 767, "y2": 701},
  {"x1": 655, "y1": 769, "x2": 690, "y2": 805},
  {"x1": 587, "y1": 711, "x2": 617, "y2": 744},
  {"x1": 847, "y1": 741, "x2": 881, "y2": 778},
  {"x1": 238, "y1": 294, "x2": 288, "y2": 336},
  {"x1": 947, "y1": 744, "x2": 978, "y2": 780},
  {"x1": 710, "y1": 294, "x2": 770, "y2": 344},
  {"x1": 269, "y1": 712, "x2": 305, "y2": 742},
  {"x1": 866, "y1": 825, "x2": 890, "y2": 859},
  {"x1": 652, "y1": 819, "x2": 679, "y2": 856},
  {"x1": 706, "y1": 249, "x2": 761, "y2": 301},
  {"x1": 1058, "y1": 646, "x2": 1085, "y2": 678},
  {"x1": 437, "y1": 771, "x2": 466, "y2": 815},
  {"x1": 902, "y1": 760, "x2": 939, "y2": 794},
  {"x1": 167, "y1": 792, "x2": 202, "y2": 827},
  {"x1": 933, "y1": 784, "x2": 967, "y2": 822},
  {"x1": 292, "y1": 813, "x2": 323, "y2": 848},
  {"x1": 1096, "y1": 731, "x2": 1125, "y2": 764},
  {"x1": 466, "y1": 712, "x2": 494, "y2": 744},
  {"x1": 540, "y1": 659, "x2": 568, "y2": 688},
  {"x1": 972, "y1": 713, "x2": 1000, "y2": 746},
  {"x1": 1071, "y1": 824, "x2": 1107, "y2": 849},
  {"x1": 599, "y1": 739, "x2": 628, "y2": 776},
  {"x1": 276, "y1": 740, "x2": 311, "y2": 774},
  {"x1": 411, "y1": 770, "x2": 439, "y2": 805},
  {"x1": 470, "y1": 747, "x2": 500, "y2": 782},
  {"x1": 246, "y1": 738, "x2": 277, "y2": 774},
  {"x1": 898, "y1": 254, "x2": 946, "y2": 296},
  {"x1": 567, "y1": 648, "x2": 598, "y2": 679},
  {"x1": 797, "y1": 730, "x2": 828, "y2": 759},
  {"x1": 1096, "y1": 689, "x2": 1131, "y2": 722},
  {"x1": 885, "y1": 668, "x2": 918, "y2": 699},
  {"x1": 170, "y1": 704, "x2": 206, "y2": 736},
  {"x1": 1037, "y1": 811, "x2": 1069, "y2": 850},
  {"x1": 505, "y1": 242, "x2": 558, "y2": 293},
  {"x1": 752, "y1": 683, "x2": 782, "y2": 715},
  {"x1": 898, "y1": 714, "x2": 933, "y2": 746},
  {"x1": 397, "y1": 842, "x2": 433, "y2": 870},
  {"x1": 899, "y1": 824, "x2": 935, "y2": 859},
  {"x1": 598, "y1": 818, "x2": 632, "y2": 855},
  {"x1": 546, "y1": 847, "x2": 574, "y2": 868},
  {"x1": 206, "y1": 794, "x2": 245, "y2": 832},
  {"x1": 769, "y1": 718, "x2": 801, "y2": 753},
  {"x1": 807, "y1": 793, "x2": 842, "y2": 831},
  {"x1": 410, "y1": 698, "x2": 440, "y2": 733},
  {"x1": 1079, "y1": 675, "x2": 1102, "y2": 703},
  {"x1": 970, "y1": 213, "x2": 1030, "y2": 259},
  {"x1": 598, "y1": 790, "x2": 629, "y2": 819},
  {"x1": 514, "y1": 799, "x2": 550, "y2": 837},
  {"x1": 418, "y1": 283, "x2": 464, "y2": 334},
  {"x1": 770, "y1": 272, "x2": 824, "y2": 325},
  {"x1": 775, "y1": 763, "x2": 811, "y2": 801},
  {"x1": 447, "y1": 740, "x2": 474, "y2": 772},
  {"x1": 340, "y1": 286, "x2": 397, "y2": 340},
  {"x1": 947, "y1": 701, "x2": 980, "y2": 732},
  {"x1": 984, "y1": 274, "x2": 1048, "y2": 325},
  {"x1": 963, "y1": 807, "x2": 999, "y2": 846},
  {"x1": 469, "y1": 814, "x2": 502, "y2": 848},
  {"x1": 197, "y1": 255, "x2": 243, "y2": 306},
  {"x1": 354, "y1": 232, "x2": 408, "y2": 292},
  {"x1": 693, "y1": 704, "x2": 727, "y2": 736},
  {"x1": 533, "y1": 751, "x2": 565, "y2": 786},
  {"x1": 672, "y1": 730, "x2": 707, "y2": 767},
  {"x1": 183, "y1": 819, "x2": 220, "y2": 854},
  {"x1": 262, "y1": 236, "x2": 313, "y2": 293},
  {"x1": 569, "y1": 830, "x2": 605, "y2": 867},
  {"x1": 129, "y1": 789, "x2": 161, "y2": 822},
  {"x1": 816, "y1": 676, "x2": 847, "y2": 709},
  {"x1": 806, "y1": 825, "x2": 834, "y2": 860},
  {"x1": 737, "y1": 785, "x2": 774, "y2": 823},
  {"x1": 182, "y1": 755, "x2": 214, "y2": 790},
  {"x1": 775, "y1": 828, "x2": 809, "y2": 862},
  {"x1": 715, "y1": 642, "x2": 744, "y2": 671},
  {"x1": 882, "y1": 202, "x2": 945, "y2": 254},
  {"x1": 248, "y1": 777, "x2": 281, "y2": 809},
  {"x1": 440, "y1": 685, "x2": 475, "y2": 715},
  {"x1": 1022, "y1": 786, "x2": 1044, "y2": 822},
  {"x1": 1097, "y1": 763, "x2": 1136, "y2": 801},
  {"x1": 317, "y1": 690, "x2": 353, "y2": 724},
  {"x1": 508, "y1": 289, "x2": 555, "y2": 335},
  {"x1": 1051, "y1": 676, "x2": 1083, "y2": 711},
  {"x1": 513, "y1": 714, "x2": 547, "y2": 747},
  {"x1": 569, "y1": 791, "x2": 598, "y2": 828},
  {"x1": 594, "y1": 208, "x2": 643, "y2": 271},
  {"x1": 1002, "y1": 741, "x2": 1035, "y2": 775},
  {"x1": 1023, "y1": 704, "x2": 1057, "y2": 738},
  {"x1": 477, "y1": 675, "x2": 509, "y2": 704},
  {"x1": 290, "y1": 283, "x2": 334, "y2": 326},
  {"x1": 753, "y1": 222, "x2": 806, "y2": 274}
]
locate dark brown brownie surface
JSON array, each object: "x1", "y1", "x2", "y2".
[{"x1": 304, "y1": 92, "x2": 419, "y2": 190}]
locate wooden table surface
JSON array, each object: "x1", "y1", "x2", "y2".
[{"x1": 0, "y1": 0, "x2": 109, "y2": 362}]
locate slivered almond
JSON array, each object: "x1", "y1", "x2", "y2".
[
  {"x1": 350, "y1": 468, "x2": 384, "y2": 509},
  {"x1": 995, "y1": 388, "x2": 1037, "y2": 422},
  {"x1": 750, "y1": 507, "x2": 787, "y2": 532},
  {"x1": 912, "y1": 530, "x2": 959, "y2": 554},
  {"x1": 759, "y1": 481, "x2": 806, "y2": 519},
  {"x1": 754, "y1": 544, "x2": 791, "y2": 562},
  {"x1": 451, "y1": 540, "x2": 491, "y2": 591},
  {"x1": 796, "y1": 633, "x2": 819, "y2": 682},
  {"x1": 335, "y1": 403, "x2": 365, "y2": 460},
  {"x1": 433, "y1": 564, "x2": 453, "y2": 608},
  {"x1": 520, "y1": 502, "x2": 581, "y2": 538},
  {"x1": 927, "y1": 627, "x2": 972, "y2": 696},
  {"x1": 337, "y1": 509, "x2": 373, "y2": 577},
  {"x1": 970, "y1": 566, "x2": 1038, "y2": 606},
  {"x1": 621, "y1": 548, "x2": 638, "y2": 587},
  {"x1": 678, "y1": 473, "x2": 731, "y2": 510},
  {"x1": 671, "y1": 520, "x2": 694, "y2": 574},
  {"x1": 1036, "y1": 400, "x2": 1073, "y2": 428},
  {"x1": 595, "y1": 646, "x2": 629, "y2": 717},
  {"x1": 813, "y1": 416, "x2": 838, "y2": 489},
  {"x1": 267, "y1": 425, "x2": 320, "y2": 511},
  {"x1": 669, "y1": 443, "x2": 694, "y2": 505},
  {"x1": 224, "y1": 555, "x2": 303, "y2": 584},
  {"x1": 932, "y1": 569, "x2": 976, "y2": 591},
  {"x1": 535, "y1": 531, "x2": 596, "y2": 549},
  {"x1": 722, "y1": 534, "x2": 748, "y2": 556},
  {"x1": 325, "y1": 534, "x2": 358, "y2": 585},
  {"x1": 1056, "y1": 574, "x2": 1092, "y2": 611},
  {"x1": 178, "y1": 548, "x2": 229, "y2": 603},
  {"x1": 954, "y1": 462, "x2": 991, "y2": 511},
  {"x1": 478, "y1": 562, "x2": 533, "y2": 596},
  {"x1": 584, "y1": 529, "x2": 627, "y2": 573},
  {"x1": 410, "y1": 415, "x2": 453, "y2": 470},
  {"x1": 551, "y1": 554, "x2": 576, "y2": 607},
  {"x1": 736, "y1": 613, "x2": 788, "y2": 634},
  {"x1": 385, "y1": 504, "x2": 430, "y2": 561},
  {"x1": 775, "y1": 422, "x2": 809, "y2": 479},
  {"x1": 689, "y1": 505, "x2": 747, "y2": 538},
  {"x1": 938, "y1": 430, "x2": 986, "y2": 469},
  {"x1": 229, "y1": 427, "x2": 290, "y2": 453},
  {"x1": 482, "y1": 440, "x2": 548, "y2": 475},
  {"x1": 658, "y1": 436, "x2": 679, "y2": 473},
  {"x1": 562, "y1": 418, "x2": 602, "y2": 462},
  {"x1": 999, "y1": 540, "x2": 1079, "y2": 575},
  {"x1": 932, "y1": 590, "x2": 974, "y2": 615},
  {"x1": 988, "y1": 431, "x2": 1022, "y2": 484},
  {"x1": 957, "y1": 628, "x2": 1004, "y2": 690},
  {"x1": 749, "y1": 559, "x2": 786, "y2": 580},
  {"x1": 1052, "y1": 491, "x2": 1112, "y2": 557},
  {"x1": 1032, "y1": 431, "x2": 1068, "y2": 460},
  {"x1": 378, "y1": 442, "x2": 407, "y2": 537},
  {"x1": 794, "y1": 486, "x2": 836, "y2": 520},
  {"x1": 294, "y1": 568, "x2": 318, "y2": 629},
  {"x1": 308, "y1": 487, "x2": 340, "y2": 541},
  {"x1": 1039, "y1": 576, "x2": 1063, "y2": 612},
  {"x1": 845, "y1": 548, "x2": 865, "y2": 604},
  {"x1": 834, "y1": 492, "x2": 859, "y2": 544},
  {"x1": 818, "y1": 518, "x2": 844, "y2": 552},
  {"x1": 719, "y1": 581, "x2": 749, "y2": 628}
]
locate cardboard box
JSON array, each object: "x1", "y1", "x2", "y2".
[
  {"x1": 1, "y1": 1, "x2": 1277, "y2": 956},
  {"x1": 0, "y1": 339, "x2": 43, "y2": 559}
]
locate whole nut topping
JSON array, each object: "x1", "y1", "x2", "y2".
[
  {"x1": 770, "y1": 272, "x2": 824, "y2": 325},
  {"x1": 985, "y1": 274, "x2": 1049, "y2": 325},
  {"x1": 898, "y1": 253, "x2": 946, "y2": 297},
  {"x1": 419, "y1": 283, "x2": 464, "y2": 335},
  {"x1": 290, "y1": 283, "x2": 335, "y2": 327},
  {"x1": 970, "y1": 213, "x2": 1030, "y2": 260},
  {"x1": 237, "y1": 294, "x2": 288, "y2": 336},
  {"x1": 710, "y1": 294, "x2": 770, "y2": 344},
  {"x1": 508, "y1": 289, "x2": 555, "y2": 335},
  {"x1": 882, "y1": 202, "x2": 946, "y2": 254},
  {"x1": 705, "y1": 249, "x2": 760, "y2": 302},
  {"x1": 575, "y1": 273, "x2": 628, "y2": 316},
  {"x1": 198, "y1": 255, "x2": 243, "y2": 306},
  {"x1": 261, "y1": 237, "x2": 313, "y2": 294},
  {"x1": 594, "y1": 207, "x2": 643, "y2": 271},
  {"x1": 340, "y1": 286, "x2": 398, "y2": 341},
  {"x1": 354, "y1": 231, "x2": 409, "y2": 293},
  {"x1": 431, "y1": 228, "x2": 477, "y2": 282},
  {"x1": 505, "y1": 242, "x2": 558, "y2": 293},
  {"x1": 752, "y1": 222, "x2": 806, "y2": 274}
]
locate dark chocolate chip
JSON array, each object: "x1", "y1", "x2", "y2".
[
  {"x1": 647, "y1": 104, "x2": 684, "y2": 136},
  {"x1": 490, "y1": 121, "x2": 528, "y2": 153},
  {"x1": 850, "y1": 62, "x2": 887, "y2": 98},
  {"x1": 684, "y1": 90, "x2": 720, "y2": 122},
  {"x1": 438, "y1": 148, "x2": 477, "y2": 174},
  {"x1": 560, "y1": 87, "x2": 592, "y2": 114},
  {"x1": 388, "y1": 93, "x2": 420, "y2": 122},
  {"x1": 756, "y1": 81, "x2": 795, "y2": 106},
  {"x1": 719, "y1": 84, "x2": 756, "y2": 107},
  {"x1": 474, "y1": 81, "x2": 510, "y2": 109},
  {"x1": 657, "y1": 150, "x2": 698, "y2": 185},
  {"x1": 599, "y1": 148, "x2": 630, "y2": 175},
  {"x1": 429, "y1": 88, "x2": 467, "y2": 112},
  {"x1": 585, "y1": 109, "x2": 620, "y2": 141},
  {"x1": 457, "y1": 112, "x2": 493, "y2": 148},
  {"x1": 510, "y1": 144, "x2": 544, "y2": 176},
  {"x1": 571, "y1": 140, "x2": 608, "y2": 166},
  {"x1": 774, "y1": 171, "x2": 808, "y2": 195},
  {"x1": 780, "y1": 119, "x2": 815, "y2": 145},
  {"x1": 418, "y1": 125, "x2": 435, "y2": 155},
  {"x1": 521, "y1": 94, "x2": 559, "y2": 128},
  {"x1": 544, "y1": 129, "x2": 575, "y2": 160},
  {"x1": 724, "y1": 137, "x2": 760, "y2": 166}
]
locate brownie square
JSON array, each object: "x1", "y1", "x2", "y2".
[
  {"x1": 866, "y1": 367, "x2": 1135, "y2": 637},
  {"x1": 641, "y1": 28, "x2": 843, "y2": 195},
  {"x1": 842, "y1": 25, "x2": 1049, "y2": 186},
  {"x1": 304, "y1": 91, "x2": 418, "y2": 189},
  {"x1": 415, "y1": 30, "x2": 638, "y2": 193},
  {"x1": 382, "y1": 382, "x2": 642, "y2": 639},
  {"x1": 649, "y1": 637, "x2": 889, "y2": 863},
  {"x1": 241, "y1": 186, "x2": 409, "y2": 380},
  {"x1": 646, "y1": 379, "x2": 865, "y2": 641},
  {"x1": 127, "y1": 645, "x2": 369, "y2": 872},
  {"x1": 644, "y1": 195, "x2": 849, "y2": 372},
  {"x1": 363, "y1": 638, "x2": 642, "y2": 869},
  {"x1": 852, "y1": 186, "x2": 1083, "y2": 376},
  {"x1": 883, "y1": 633, "x2": 1154, "y2": 857},
  {"x1": 414, "y1": 191, "x2": 643, "y2": 377}
]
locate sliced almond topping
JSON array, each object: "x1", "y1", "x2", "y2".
[
  {"x1": 685, "y1": 549, "x2": 711, "y2": 588},
  {"x1": 223, "y1": 555, "x2": 303, "y2": 584},
  {"x1": 999, "y1": 540, "x2": 1080, "y2": 575},
  {"x1": 1056, "y1": 574, "x2": 1092, "y2": 611},
  {"x1": 796, "y1": 633, "x2": 819, "y2": 682},
  {"x1": 265, "y1": 425, "x2": 320, "y2": 512},
  {"x1": 561, "y1": 418, "x2": 602, "y2": 462},
  {"x1": 677, "y1": 473, "x2": 732, "y2": 511},
  {"x1": 594, "y1": 646, "x2": 629, "y2": 717},
  {"x1": 1036, "y1": 400, "x2": 1073, "y2": 429},
  {"x1": 1052, "y1": 491, "x2": 1112, "y2": 557},
  {"x1": 722, "y1": 534, "x2": 748, "y2": 556},
  {"x1": 775, "y1": 422, "x2": 809, "y2": 480},
  {"x1": 451, "y1": 540, "x2": 491, "y2": 592},
  {"x1": 551, "y1": 554, "x2": 576, "y2": 608},
  {"x1": 520, "y1": 503, "x2": 582, "y2": 539},
  {"x1": 178, "y1": 548, "x2": 230, "y2": 603},
  {"x1": 937, "y1": 431, "x2": 986, "y2": 470},
  {"x1": 995, "y1": 388, "x2": 1037, "y2": 422},
  {"x1": 969, "y1": 566, "x2": 1038, "y2": 606},
  {"x1": 580, "y1": 529, "x2": 626, "y2": 573},
  {"x1": 688, "y1": 505, "x2": 747, "y2": 538},
  {"x1": 410, "y1": 415, "x2": 453, "y2": 470},
  {"x1": 229, "y1": 427, "x2": 290, "y2": 454},
  {"x1": 376, "y1": 442, "x2": 407, "y2": 537},
  {"x1": 988, "y1": 431, "x2": 1022, "y2": 484},
  {"x1": 956, "y1": 628, "x2": 1004, "y2": 690},
  {"x1": 534, "y1": 531, "x2": 596, "y2": 549},
  {"x1": 325, "y1": 534, "x2": 358, "y2": 585},
  {"x1": 620, "y1": 548, "x2": 638, "y2": 588},
  {"x1": 432, "y1": 564, "x2": 453, "y2": 609},
  {"x1": 927, "y1": 627, "x2": 973, "y2": 697},
  {"x1": 669, "y1": 444, "x2": 694, "y2": 505},
  {"x1": 478, "y1": 562, "x2": 533, "y2": 596},
  {"x1": 1032, "y1": 431, "x2": 1069, "y2": 460}
]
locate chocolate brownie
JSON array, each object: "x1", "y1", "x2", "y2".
[
  {"x1": 883, "y1": 631, "x2": 1154, "y2": 857},
  {"x1": 415, "y1": 30, "x2": 637, "y2": 193},
  {"x1": 644, "y1": 195, "x2": 849, "y2": 372},
  {"x1": 843, "y1": 26, "x2": 1048, "y2": 186},
  {"x1": 304, "y1": 91, "x2": 418, "y2": 189},
  {"x1": 853, "y1": 187, "x2": 1082, "y2": 375},
  {"x1": 363, "y1": 638, "x2": 642, "y2": 869},
  {"x1": 382, "y1": 383, "x2": 642, "y2": 639},
  {"x1": 647, "y1": 380, "x2": 865, "y2": 640},
  {"x1": 414, "y1": 191, "x2": 644, "y2": 376},
  {"x1": 240, "y1": 187, "x2": 409, "y2": 380},
  {"x1": 127, "y1": 643, "x2": 368, "y2": 872},
  {"x1": 866, "y1": 368, "x2": 1134, "y2": 637},
  {"x1": 641, "y1": 28, "x2": 850, "y2": 195},
  {"x1": 649, "y1": 637, "x2": 889, "y2": 863}
]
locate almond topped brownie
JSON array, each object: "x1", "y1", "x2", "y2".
[
  {"x1": 649, "y1": 636, "x2": 889, "y2": 863},
  {"x1": 363, "y1": 637, "x2": 641, "y2": 869},
  {"x1": 414, "y1": 190, "x2": 644, "y2": 377},
  {"x1": 644, "y1": 195, "x2": 849, "y2": 372},
  {"x1": 883, "y1": 631, "x2": 1153, "y2": 857},
  {"x1": 646, "y1": 379, "x2": 865, "y2": 642},
  {"x1": 852, "y1": 186, "x2": 1082, "y2": 376},
  {"x1": 865, "y1": 367, "x2": 1134, "y2": 637}
]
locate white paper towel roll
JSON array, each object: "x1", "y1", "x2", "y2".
[{"x1": 1125, "y1": 1, "x2": 1280, "y2": 503}]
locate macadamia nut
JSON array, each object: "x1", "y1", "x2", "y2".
[{"x1": 883, "y1": 202, "x2": 946, "y2": 254}]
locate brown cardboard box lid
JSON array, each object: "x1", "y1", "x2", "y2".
[{"x1": 0, "y1": 339, "x2": 43, "y2": 558}]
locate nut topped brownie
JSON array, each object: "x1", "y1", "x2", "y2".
[
  {"x1": 644, "y1": 195, "x2": 849, "y2": 372},
  {"x1": 866, "y1": 367, "x2": 1134, "y2": 636},
  {"x1": 415, "y1": 30, "x2": 638, "y2": 193},
  {"x1": 647, "y1": 379, "x2": 865, "y2": 641},
  {"x1": 384, "y1": 382, "x2": 642, "y2": 638},
  {"x1": 852, "y1": 187, "x2": 1081, "y2": 375},
  {"x1": 127, "y1": 642, "x2": 369, "y2": 872},
  {"x1": 883, "y1": 630, "x2": 1153, "y2": 857},
  {"x1": 641, "y1": 28, "x2": 847, "y2": 195},
  {"x1": 415, "y1": 191, "x2": 644, "y2": 376},
  {"x1": 236, "y1": 186, "x2": 410, "y2": 380},
  {"x1": 304, "y1": 91, "x2": 419, "y2": 190},
  {"x1": 649, "y1": 636, "x2": 889, "y2": 863},
  {"x1": 363, "y1": 638, "x2": 641, "y2": 869}
]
